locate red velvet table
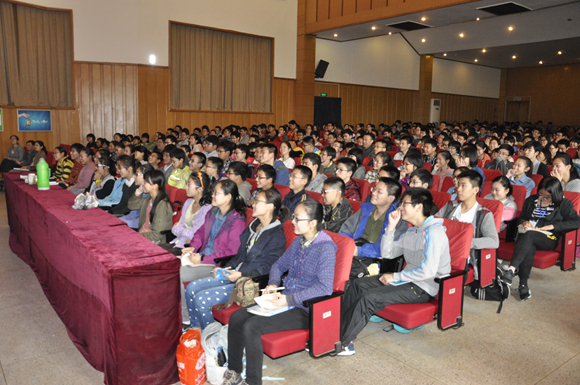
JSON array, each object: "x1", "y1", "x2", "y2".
[{"x1": 4, "y1": 173, "x2": 181, "y2": 385}]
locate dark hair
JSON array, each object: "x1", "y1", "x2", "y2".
[
  {"x1": 117, "y1": 155, "x2": 136, "y2": 174},
  {"x1": 207, "y1": 156, "x2": 224, "y2": 176},
  {"x1": 492, "y1": 175, "x2": 513, "y2": 196},
  {"x1": 143, "y1": 170, "x2": 170, "y2": 224},
  {"x1": 263, "y1": 143, "x2": 278, "y2": 159},
  {"x1": 410, "y1": 168, "x2": 433, "y2": 189},
  {"x1": 321, "y1": 145, "x2": 336, "y2": 159},
  {"x1": 423, "y1": 138, "x2": 437, "y2": 149},
  {"x1": 537, "y1": 176, "x2": 564, "y2": 208},
  {"x1": 215, "y1": 179, "x2": 246, "y2": 217},
  {"x1": 540, "y1": 148, "x2": 552, "y2": 165},
  {"x1": 70, "y1": 143, "x2": 84, "y2": 154},
  {"x1": 522, "y1": 140, "x2": 542, "y2": 155},
  {"x1": 401, "y1": 188, "x2": 434, "y2": 217},
  {"x1": 498, "y1": 144, "x2": 514, "y2": 157},
  {"x1": 348, "y1": 147, "x2": 365, "y2": 166},
  {"x1": 134, "y1": 145, "x2": 149, "y2": 158},
  {"x1": 552, "y1": 153, "x2": 580, "y2": 181},
  {"x1": 302, "y1": 136, "x2": 315, "y2": 147},
  {"x1": 403, "y1": 152, "x2": 423, "y2": 170},
  {"x1": 192, "y1": 152, "x2": 206, "y2": 166},
  {"x1": 235, "y1": 144, "x2": 249, "y2": 159},
  {"x1": 377, "y1": 177, "x2": 403, "y2": 200},
  {"x1": 55, "y1": 146, "x2": 68, "y2": 157},
  {"x1": 515, "y1": 155, "x2": 533, "y2": 177},
  {"x1": 457, "y1": 170, "x2": 483, "y2": 189},
  {"x1": 379, "y1": 165, "x2": 400, "y2": 180},
  {"x1": 170, "y1": 148, "x2": 187, "y2": 163},
  {"x1": 228, "y1": 161, "x2": 248, "y2": 181},
  {"x1": 87, "y1": 133, "x2": 95, "y2": 141},
  {"x1": 204, "y1": 135, "x2": 219, "y2": 147},
  {"x1": 257, "y1": 164, "x2": 276, "y2": 182},
  {"x1": 323, "y1": 176, "x2": 345, "y2": 196},
  {"x1": 165, "y1": 135, "x2": 177, "y2": 144},
  {"x1": 162, "y1": 144, "x2": 176, "y2": 155},
  {"x1": 297, "y1": 199, "x2": 324, "y2": 231},
  {"x1": 257, "y1": 188, "x2": 290, "y2": 223},
  {"x1": 188, "y1": 171, "x2": 212, "y2": 205},
  {"x1": 460, "y1": 146, "x2": 478, "y2": 168},
  {"x1": 448, "y1": 140, "x2": 461, "y2": 153},
  {"x1": 10, "y1": 135, "x2": 19, "y2": 141},
  {"x1": 218, "y1": 140, "x2": 235, "y2": 155},
  {"x1": 337, "y1": 157, "x2": 357, "y2": 174},
  {"x1": 302, "y1": 153, "x2": 322, "y2": 170},
  {"x1": 293, "y1": 165, "x2": 313, "y2": 184},
  {"x1": 437, "y1": 150, "x2": 457, "y2": 169},
  {"x1": 97, "y1": 155, "x2": 112, "y2": 172}
]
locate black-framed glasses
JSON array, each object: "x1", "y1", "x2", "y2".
[{"x1": 291, "y1": 214, "x2": 311, "y2": 222}]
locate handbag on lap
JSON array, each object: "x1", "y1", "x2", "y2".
[{"x1": 214, "y1": 277, "x2": 260, "y2": 310}]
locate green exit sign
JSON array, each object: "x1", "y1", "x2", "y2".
[{"x1": 320, "y1": 93, "x2": 327, "y2": 97}]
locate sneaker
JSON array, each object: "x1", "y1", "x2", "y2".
[
  {"x1": 519, "y1": 285, "x2": 532, "y2": 301},
  {"x1": 222, "y1": 369, "x2": 242, "y2": 385},
  {"x1": 503, "y1": 269, "x2": 515, "y2": 286},
  {"x1": 337, "y1": 342, "x2": 355, "y2": 356}
]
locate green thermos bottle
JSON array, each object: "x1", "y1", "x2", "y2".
[{"x1": 36, "y1": 158, "x2": 50, "y2": 191}]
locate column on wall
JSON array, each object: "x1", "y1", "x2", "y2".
[
  {"x1": 413, "y1": 54, "x2": 433, "y2": 124},
  {"x1": 294, "y1": 0, "x2": 316, "y2": 126}
]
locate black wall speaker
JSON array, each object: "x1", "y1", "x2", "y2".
[{"x1": 315, "y1": 60, "x2": 329, "y2": 79}]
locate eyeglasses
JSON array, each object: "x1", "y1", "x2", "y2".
[
  {"x1": 291, "y1": 214, "x2": 311, "y2": 222},
  {"x1": 187, "y1": 184, "x2": 200, "y2": 188},
  {"x1": 289, "y1": 174, "x2": 305, "y2": 179},
  {"x1": 136, "y1": 173, "x2": 144, "y2": 176},
  {"x1": 400, "y1": 201, "x2": 415, "y2": 206},
  {"x1": 253, "y1": 199, "x2": 268, "y2": 205},
  {"x1": 217, "y1": 149, "x2": 226, "y2": 153},
  {"x1": 538, "y1": 195, "x2": 552, "y2": 202},
  {"x1": 371, "y1": 187, "x2": 388, "y2": 195},
  {"x1": 212, "y1": 191, "x2": 225, "y2": 196},
  {"x1": 336, "y1": 168, "x2": 348, "y2": 173},
  {"x1": 323, "y1": 189, "x2": 338, "y2": 194}
]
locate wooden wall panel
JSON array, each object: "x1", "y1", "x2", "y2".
[
  {"x1": 317, "y1": 0, "x2": 330, "y2": 21},
  {"x1": 505, "y1": 64, "x2": 580, "y2": 126},
  {"x1": 0, "y1": 62, "x2": 138, "y2": 160},
  {"x1": 329, "y1": 0, "x2": 342, "y2": 18},
  {"x1": 432, "y1": 92, "x2": 498, "y2": 124},
  {"x1": 138, "y1": 65, "x2": 295, "y2": 136}
]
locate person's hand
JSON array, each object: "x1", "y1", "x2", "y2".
[
  {"x1": 506, "y1": 168, "x2": 516, "y2": 178},
  {"x1": 379, "y1": 273, "x2": 395, "y2": 285},
  {"x1": 266, "y1": 293, "x2": 288, "y2": 307},
  {"x1": 181, "y1": 247, "x2": 195, "y2": 258},
  {"x1": 211, "y1": 267, "x2": 219, "y2": 279},
  {"x1": 508, "y1": 156, "x2": 514, "y2": 163},
  {"x1": 536, "y1": 225, "x2": 554, "y2": 231},
  {"x1": 262, "y1": 285, "x2": 278, "y2": 295},
  {"x1": 522, "y1": 221, "x2": 534, "y2": 230},
  {"x1": 551, "y1": 167, "x2": 562, "y2": 181},
  {"x1": 456, "y1": 156, "x2": 469, "y2": 167},
  {"x1": 399, "y1": 170, "x2": 406, "y2": 179},
  {"x1": 21, "y1": 165, "x2": 29, "y2": 170},
  {"x1": 226, "y1": 271, "x2": 242, "y2": 282},
  {"x1": 187, "y1": 253, "x2": 202, "y2": 265},
  {"x1": 353, "y1": 246, "x2": 359, "y2": 257},
  {"x1": 432, "y1": 163, "x2": 440, "y2": 173},
  {"x1": 387, "y1": 209, "x2": 402, "y2": 231},
  {"x1": 15, "y1": 160, "x2": 22, "y2": 165}
]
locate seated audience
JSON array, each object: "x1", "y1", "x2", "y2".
[
  {"x1": 436, "y1": 170, "x2": 499, "y2": 279},
  {"x1": 521, "y1": 141, "x2": 549, "y2": 177},
  {"x1": 503, "y1": 177, "x2": 580, "y2": 301},
  {"x1": 85, "y1": 157, "x2": 116, "y2": 200},
  {"x1": 260, "y1": 143, "x2": 289, "y2": 186},
  {"x1": 456, "y1": 145, "x2": 485, "y2": 184},
  {"x1": 338, "y1": 188, "x2": 450, "y2": 355},
  {"x1": 506, "y1": 156, "x2": 535, "y2": 197},
  {"x1": 365, "y1": 152, "x2": 391, "y2": 183},
  {"x1": 282, "y1": 165, "x2": 312, "y2": 214},
  {"x1": 68, "y1": 147, "x2": 97, "y2": 195},
  {"x1": 399, "y1": 152, "x2": 423, "y2": 189},
  {"x1": 205, "y1": 156, "x2": 224, "y2": 182},
  {"x1": 432, "y1": 150, "x2": 455, "y2": 190},
  {"x1": 248, "y1": 164, "x2": 279, "y2": 206},
  {"x1": 168, "y1": 148, "x2": 192, "y2": 189},
  {"x1": 0, "y1": 135, "x2": 24, "y2": 178},
  {"x1": 484, "y1": 176, "x2": 517, "y2": 231},
  {"x1": 161, "y1": 145, "x2": 176, "y2": 180},
  {"x1": 321, "y1": 176, "x2": 354, "y2": 233},
  {"x1": 485, "y1": 144, "x2": 513, "y2": 174},
  {"x1": 551, "y1": 153, "x2": 580, "y2": 192},
  {"x1": 336, "y1": 158, "x2": 361, "y2": 201},
  {"x1": 302, "y1": 153, "x2": 327, "y2": 193},
  {"x1": 53, "y1": 146, "x2": 74, "y2": 182},
  {"x1": 447, "y1": 167, "x2": 470, "y2": 200},
  {"x1": 224, "y1": 200, "x2": 336, "y2": 385},
  {"x1": 119, "y1": 164, "x2": 148, "y2": 229},
  {"x1": 22, "y1": 140, "x2": 47, "y2": 170},
  {"x1": 184, "y1": 189, "x2": 288, "y2": 330},
  {"x1": 98, "y1": 155, "x2": 139, "y2": 216},
  {"x1": 278, "y1": 141, "x2": 295, "y2": 169},
  {"x1": 227, "y1": 161, "x2": 253, "y2": 203},
  {"x1": 319, "y1": 146, "x2": 337, "y2": 175},
  {"x1": 217, "y1": 140, "x2": 235, "y2": 174}
]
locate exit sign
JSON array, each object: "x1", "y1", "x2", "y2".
[{"x1": 320, "y1": 93, "x2": 327, "y2": 97}]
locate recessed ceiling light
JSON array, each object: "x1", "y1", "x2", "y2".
[
  {"x1": 539, "y1": 61, "x2": 543, "y2": 64},
  {"x1": 333, "y1": 33, "x2": 338, "y2": 37},
  {"x1": 421, "y1": 38, "x2": 426, "y2": 43},
  {"x1": 482, "y1": 49, "x2": 486, "y2": 53},
  {"x1": 558, "y1": 51, "x2": 562, "y2": 55},
  {"x1": 476, "y1": 18, "x2": 480, "y2": 21},
  {"x1": 459, "y1": 33, "x2": 464, "y2": 38},
  {"x1": 149, "y1": 54, "x2": 156, "y2": 65},
  {"x1": 443, "y1": 53, "x2": 447, "y2": 56},
  {"x1": 508, "y1": 26, "x2": 514, "y2": 31},
  {"x1": 371, "y1": 26, "x2": 376, "y2": 30},
  {"x1": 388, "y1": 32, "x2": 392, "y2": 35},
  {"x1": 474, "y1": 59, "x2": 478, "y2": 62},
  {"x1": 421, "y1": 17, "x2": 427, "y2": 21},
  {"x1": 512, "y1": 55, "x2": 517, "y2": 59}
]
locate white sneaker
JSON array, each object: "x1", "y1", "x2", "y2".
[{"x1": 337, "y1": 342, "x2": 355, "y2": 356}]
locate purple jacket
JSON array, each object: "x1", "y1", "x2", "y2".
[
  {"x1": 171, "y1": 201, "x2": 213, "y2": 248},
  {"x1": 190, "y1": 207, "x2": 246, "y2": 265}
]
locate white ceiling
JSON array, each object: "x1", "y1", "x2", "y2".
[{"x1": 314, "y1": 0, "x2": 580, "y2": 69}]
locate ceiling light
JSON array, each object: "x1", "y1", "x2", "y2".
[
  {"x1": 482, "y1": 49, "x2": 486, "y2": 53},
  {"x1": 421, "y1": 38, "x2": 426, "y2": 43},
  {"x1": 558, "y1": 51, "x2": 562, "y2": 55},
  {"x1": 539, "y1": 61, "x2": 543, "y2": 64},
  {"x1": 333, "y1": 33, "x2": 338, "y2": 37},
  {"x1": 388, "y1": 32, "x2": 392, "y2": 35},
  {"x1": 474, "y1": 59, "x2": 478, "y2": 62},
  {"x1": 476, "y1": 18, "x2": 480, "y2": 21},
  {"x1": 508, "y1": 26, "x2": 514, "y2": 31},
  {"x1": 421, "y1": 17, "x2": 427, "y2": 21},
  {"x1": 443, "y1": 53, "x2": 447, "y2": 56},
  {"x1": 459, "y1": 33, "x2": 464, "y2": 38},
  {"x1": 149, "y1": 54, "x2": 156, "y2": 65},
  {"x1": 371, "y1": 26, "x2": 376, "y2": 30},
  {"x1": 512, "y1": 55, "x2": 517, "y2": 59}
]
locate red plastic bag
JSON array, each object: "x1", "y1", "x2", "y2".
[{"x1": 176, "y1": 329, "x2": 207, "y2": 385}]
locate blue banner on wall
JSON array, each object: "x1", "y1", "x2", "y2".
[{"x1": 17, "y1": 109, "x2": 52, "y2": 132}]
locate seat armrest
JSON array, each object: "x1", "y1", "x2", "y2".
[
  {"x1": 250, "y1": 274, "x2": 270, "y2": 289},
  {"x1": 436, "y1": 270, "x2": 466, "y2": 330},
  {"x1": 435, "y1": 270, "x2": 467, "y2": 284},
  {"x1": 213, "y1": 255, "x2": 236, "y2": 267},
  {"x1": 560, "y1": 230, "x2": 577, "y2": 271},
  {"x1": 504, "y1": 219, "x2": 519, "y2": 242},
  {"x1": 303, "y1": 291, "x2": 343, "y2": 307}
]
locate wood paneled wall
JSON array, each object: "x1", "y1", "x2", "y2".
[
  {"x1": 432, "y1": 93, "x2": 498, "y2": 124},
  {"x1": 138, "y1": 66, "x2": 294, "y2": 135},
  {"x1": 505, "y1": 63, "x2": 580, "y2": 126},
  {"x1": 0, "y1": 62, "x2": 139, "y2": 160}
]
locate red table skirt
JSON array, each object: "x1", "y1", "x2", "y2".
[{"x1": 4, "y1": 173, "x2": 181, "y2": 385}]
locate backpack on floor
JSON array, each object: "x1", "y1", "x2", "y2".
[{"x1": 470, "y1": 266, "x2": 510, "y2": 314}]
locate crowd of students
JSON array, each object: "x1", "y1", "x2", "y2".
[{"x1": 3, "y1": 119, "x2": 580, "y2": 385}]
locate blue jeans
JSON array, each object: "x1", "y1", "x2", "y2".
[{"x1": 185, "y1": 276, "x2": 235, "y2": 328}]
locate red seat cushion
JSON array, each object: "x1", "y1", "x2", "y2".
[
  {"x1": 262, "y1": 329, "x2": 309, "y2": 358},
  {"x1": 497, "y1": 242, "x2": 560, "y2": 269},
  {"x1": 212, "y1": 304, "x2": 241, "y2": 325},
  {"x1": 375, "y1": 300, "x2": 438, "y2": 329}
]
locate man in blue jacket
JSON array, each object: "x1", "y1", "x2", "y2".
[
  {"x1": 339, "y1": 177, "x2": 407, "y2": 266},
  {"x1": 260, "y1": 143, "x2": 289, "y2": 186}
]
